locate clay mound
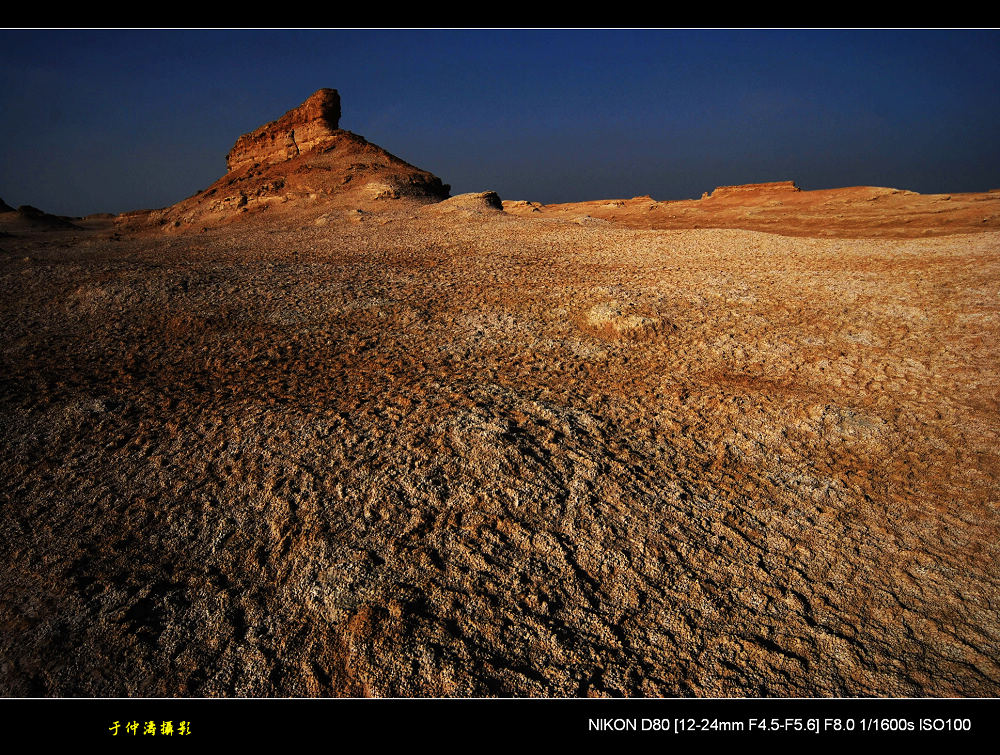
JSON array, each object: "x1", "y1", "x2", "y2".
[
  {"x1": 129, "y1": 89, "x2": 451, "y2": 231},
  {"x1": 425, "y1": 191, "x2": 503, "y2": 216}
]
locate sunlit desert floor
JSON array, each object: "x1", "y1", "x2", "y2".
[{"x1": 2, "y1": 211, "x2": 998, "y2": 696}]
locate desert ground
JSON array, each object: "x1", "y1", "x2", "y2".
[{"x1": 1, "y1": 90, "x2": 998, "y2": 697}]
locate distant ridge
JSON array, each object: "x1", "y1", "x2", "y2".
[
  {"x1": 503, "y1": 181, "x2": 1000, "y2": 238},
  {"x1": 0, "y1": 202, "x2": 78, "y2": 230}
]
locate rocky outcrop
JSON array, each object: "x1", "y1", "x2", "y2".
[
  {"x1": 150, "y1": 89, "x2": 451, "y2": 230},
  {"x1": 502, "y1": 200, "x2": 542, "y2": 213},
  {"x1": 707, "y1": 180, "x2": 800, "y2": 198},
  {"x1": 225, "y1": 88, "x2": 342, "y2": 173},
  {"x1": 0, "y1": 197, "x2": 14, "y2": 213}
]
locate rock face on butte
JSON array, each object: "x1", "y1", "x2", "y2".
[
  {"x1": 146, "y1": 88, "x2": 451, "y2": 229},
  {"x1": 225, "y1": 88, "x2": 344, "y2": 172}
]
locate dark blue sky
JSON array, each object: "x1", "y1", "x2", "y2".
[{"x1": 1, "y1": 29, "x2": 998, "y2": 216}]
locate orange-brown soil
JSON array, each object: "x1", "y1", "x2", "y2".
[{"x1": 1, "y1": 92, "x2": 998, "y2": 697}]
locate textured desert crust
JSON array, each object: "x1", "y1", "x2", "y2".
[{"x1": 1, "y1": 212, "x2": 998, "y2": 697}]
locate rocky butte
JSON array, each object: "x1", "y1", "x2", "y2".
[{"x1": 118, "y1": 88, "x2": 451, "y2": 230}]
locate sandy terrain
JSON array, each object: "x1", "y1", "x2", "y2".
[{"x1": 1, "y1": 91, "x2": 998, "y2": 697}]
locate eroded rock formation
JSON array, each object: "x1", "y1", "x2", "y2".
[
  {"x1": 707, "y1": 180, "x2": 800, "y2": 198},
  {"x1": 120, "y1": 88, "x2": 450, "y2": 231},
  {"x1": 226, "y1": 88, "x2": 342, "y2": 172}
]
